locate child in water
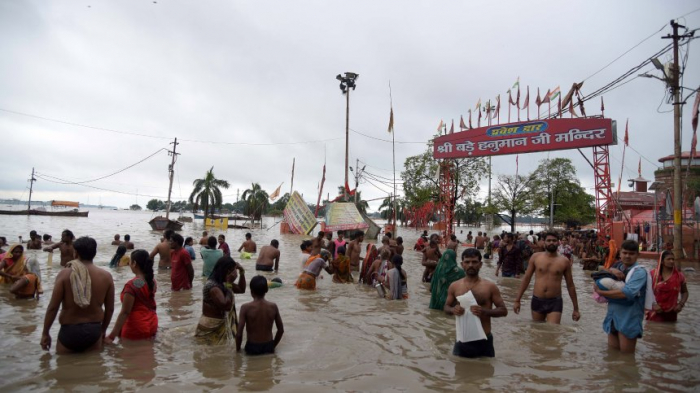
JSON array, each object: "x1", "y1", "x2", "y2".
[{"x1": 236, "y1": 276, "x2": 284, "y2": 355}]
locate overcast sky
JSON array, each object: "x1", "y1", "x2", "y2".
[{"x1": 1, "y1": 1, "x2": 699, "y2": 211}]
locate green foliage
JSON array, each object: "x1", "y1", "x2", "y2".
[
  {"x1": 189, "y1": 167, "x2": 230, "y2": 218},
  {"x1": 129, "y1": 204, "x2": 142, "y2": 211},
  {"x1": 492, "y1": 174, "x2": 536, "y2": 232},
  {"x1": 146, "y1": 199, "x2": 165, "y2": 211},
  {"x1": 331, "y1": 186, "x2": 369, "y2": 215},
  {"x1": 242, "y1": 183, "x2": 269, "y2": 220},
  {"x1": 379, "y1": 197, "x2": 405, "y2": 223}
]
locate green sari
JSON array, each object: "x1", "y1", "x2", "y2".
[{"x1": 429, "y1": 249, "x2": 465, "y2": 310}]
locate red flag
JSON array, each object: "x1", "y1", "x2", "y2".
[
  {"x1": 496, "y1": 95, "x2": 501, "y2": 120},
  {"x1": 535, "y1": 88, "x2": 542, "y2": 106},
  {"x1": 449, "y1": 119, "x2": 454, "y2": 134},
  {"x1": 508, "y1": 90, "x2": 516, "y2": 106},
  {"x1": 577, "y1": 93, "x2": 587, "y2": 117},
  {"x1": 542, "y1": 89, "x2": 551, "y2": 104},
  {"x1": 569, "y1": 98, "x2": 578, "y2": 118},
  {"x1": 522, "y1": 86, "x2": 529, "y2": 109},
  {"x1": 624, "y1": 119, "x2": 629, "y2": 146},
  {"x1": 557, "y1": 95, "x2": 562, "y2": 118},
  {"x1": 516, "y1": 86, "x2": 521, "y2": 109},
  {"x1": 468, "y1": 109, "x2": 473, "y2": 129},
  {"x1": 601, "y1": 96, "x2": 605, "y2": 113},
  {"x1": 459, "y1": 115, "x2": 467, "y2": 130},
  {"x1": 478, "y1": 107, "x2": 482, "y2": 127},
  {"x1": 315, "y1": 164, "x2": 326, "y2": 217},
  {"x1": 638, "y1": 158, "x2": 642, "y2": 177},
  {"x1": 690, "y1": 132, "x2": 697, "y2": 159}
]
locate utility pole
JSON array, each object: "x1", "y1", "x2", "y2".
[
  {"x1": 663, "y1": 20, "x2": 692, "y2": 259},
  {"x1": 165, "y1": 138, "x2": 179, "y2": 220},
  {"x1": 337, "y1": 72, "x2": 359, "y2": 202},
  {"x1": 27, "y1": 167, "x2": 36, "y2": 211}
]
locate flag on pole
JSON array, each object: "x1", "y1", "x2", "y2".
[
  {"x1": 512, "y1": 77, "x2": 520, "y2": 90},
  {"x1": 624, "y1": 119, "x2": 629, "y2": 146},
  {"x1": 449, "y1": 119, "x2": 454, "y2": 134},
  {"x1": 477, "y1": 107, "x2": 482, "y2": 127},
  {"x1": 577, "y1": 93, "x2": 587, "y2": 117},
  {"x1": 692, "y1": 87, "x2": 700, "y2": 132},
  {"x1": 562, "y1": 82, "x2": 584, "y2": 108},
  {"x1": 516, "y1": 85, "x2": 521, "y2": 109},
  {"x1": 535, "y1": 88, "x2": 542, "y2": 106},
  {"x1": 549, "y1": 86, "x2": 561, "y2": 102},
  {"x1": 459, "y1": 115, "x2": 467, "y2": 130},
  {"x1": 691, "y1": 132, "x2": 697, "y2": 159},
  {"x1": 496, "y1": 95, "x2": 501, "y2": 121},
  {"x1": 508, "y1": 90, "x2": 516, "y2": 106},
  {"x1": 468, "y1": 109, "x2": 473, "y2": 129},
  {"x1": 387, "y1": 106, "x2": 394, "y2": 133},
  {"x1": 638, "y1": 158, "x2": 642, "y2": 177},
  {"x1": 601, "y1": 96, "x2": 605, "y2": 114},
  {"x1": 437, "y1": 119, "x2": 444, "y2": 132},
  {"x1": 569, "y1": 98, "x2": 578, "y2": 118},
  {"x1": 475, "y1": 99, "x2": 482, "y2": 111},
  {"x1": 269, "y1": 183, "x2": 282, "y2": 201},
  {"x1": 557, "y1": 95, "x2": 562, "y2": 118},
  {"x1": 542, "y1": 89, "x2": 551, "y2": 104}
]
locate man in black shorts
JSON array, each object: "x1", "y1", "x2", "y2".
[{"x1": 513, "y1": 231, "x2": 580, "y2": 324}]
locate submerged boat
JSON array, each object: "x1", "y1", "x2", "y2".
[{"x1": 0, "y1": 200, "x2": 88, "y2": 217}]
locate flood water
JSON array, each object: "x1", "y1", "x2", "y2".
[{"x1": 0, "y1": 210, "x2": 699, "y2": 391}]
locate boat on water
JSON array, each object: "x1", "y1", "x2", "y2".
[
  {"x1": 148, "y1": 138, "x2": 183, "y2": 232},
  {"x1": 0, "y1": 201, "x2": 89, "y2": 217},
  {"x1": 194, "y1": 213, "x2": 248, "y2": 221}
]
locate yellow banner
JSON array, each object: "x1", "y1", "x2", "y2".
[
  {"x1": 283, "y1": 191, "x2": 317, "y2": 235},
  {"x1": 205, "y1": 217, "x2": 229, "y2": 229}
]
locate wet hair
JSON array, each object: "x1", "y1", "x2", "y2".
[
  {"x1": 620, "y1": 240, "x2": 639, "y2": 254},
  {"x1": 301, "y1": 240, "x2": 312, "y2": 251},
  {"x1": 110, "y1": 245, "x2": 127, "y2": 268},
  {"x1": 207, "y1": 236, "x2": 218, "y2": 248},
  {"x1": 202, "y1": 231, "x2": 208, "y2": 236},
  {"x1": 209, "y1": 256, "x2": 237, "y2": 286},
  {"x1": 318, "y1": 231, "x2": 325, "y2": 237},
  {"x1": 355, "y1": 230, "x2": 364, "y2": 238},
  {"x1": 337, "y1": 245, "x2": 346, "y2": 255},
  {"x1": 271, "y1": 239, "x2": 279, "y2": 248},
  {"x1": 504, "y1": 233, "x2": 514, "y2": 240},
  {"x1": 337, "y1": 230, "x2": 344, "y2": 236},
  {"x1": 219, "y1": 234, "x2": 226, "y2": 240},
  {"x1": 396, "y1": 236, "x2": 403, "y2": 244},
  {"x1": 124, "y1": 234, "x2": 131, "y2": 241},
  {"x1": 0, "y1": 236, "x2": 6, "y2": 246},
  {"x1": 30, "y1": 230, "x2": 37, "y2": 236},
  {"x1": 62, "y1": 229, "x2": 75, "y2": 240},
  {"x1": 386, "y1": 232, "x2": 392, "y2": 238},
  {"x1": 429, "y1": 239, "x2": 438, "y2": 248},
  {"x1": 131, "y1": 249, "x2": 155, "y2": 292},
  {"x1": 319, "y1": 249, "x2": 331, "y2": 259},
  {"x1": 185, "y1": 236, "x2": 194, "y2": 245},
  {"x1": 250, "y1": 275, "x2": 268, "y2": 297},
  {"x1": 450, "y1": 234, "x2": 457, "y2": 241},
  {"x1": 461, "y1": 248, "x2": 482, "y2": 262},
  {"x1": 43, "y1": 234, "x2": 51, "y2": 241},
  {"x1": 114, "y1": 234, "x2": 120, "y2": 240},
  {"x1": 382, "y1": 236, "x2": 390, "y2": 245},
  {"x1": 391, "y1": 255, "x2": 406, "y2": 279},
  {"x1": 245, "y1": 233, "x2": 252, "y2": 239},
  {"x1": 170, "y1": 233, "x2": 184, "y2": 247},
  {"x1": 73, "y1": 237, "x2": 97, "y2": 260},
  {"x1": 164, "y1": 229, "x2": 174, "y2": 240},
  {"x1": 659, "y1": 250, "x2": 675, "y2": 276},
  {"x1": 544, "y1": 231, "x2": 559, "y2": 240},
  {"x1": 380, "y1": 248, "x2": 391, "y2": 259}
]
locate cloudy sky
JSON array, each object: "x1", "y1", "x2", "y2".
[{"x1": 1, "y1": 1, "x2": 699, "y2": 211}]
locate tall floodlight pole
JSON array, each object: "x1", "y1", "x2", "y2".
[{"x1": 337, "y1": 72, "x2": 359, "y2": 202}]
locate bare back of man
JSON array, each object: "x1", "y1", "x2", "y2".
[
  {"x1": 310, "y1": 236, "x2": 324, "y2": 256},
  {"x1": 256, "y1": 244, "x2": 281, "y2": 271},
  {"x1": 43, "y1": 259, "x2": 115, "y2": 353},
  {"x1": 240, "y1": 240, "x2": 257, "y2": 253},
  {"x1": 150, "y1": 240, "x2": 172, "y2": 269},
  {"x1": 514, "y1": 233, "x2": 580, "y2": 324}
]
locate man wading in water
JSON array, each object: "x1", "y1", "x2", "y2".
[
  {"x1": 444, "y1": 248, "x2": 507, "y2": 358},
  {"x1": 43, "y1": 229, "x2": 76, "y2": 267},
  {"x1": 150, "y1": 229, "x2": 173, "y2": 270},
  {"x1": 513, "y1": 231, "x2": 580, "y2": 324}
]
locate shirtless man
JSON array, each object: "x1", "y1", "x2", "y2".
[
  {"x1": 41, "y1": 237, "x2": 115, "y2": 354},
  {"x1": 379, "y1": 236, "x2": 393, "y2": 259},
  {"x1": 150, "y1": 229, "x2": 174, "y2": 269},
  {"x1": 444, "y1": 248, "x2": 507, "y2": 358},
  {"x1": 122, "y1": 234, "x2": 134, "y2": 250},
  {"x1": 43, "y1": 230, "x2": 76, "y2": 267},
  {"x1": 111, "y1": 234, "x2": 121, "y2": 246},
  {"x1": 310, "y1": 231, "x2": 325, "y2": 256},
  {"x1": 199, "y1": 231, "x2": 209, "y2": 246},
  {"x1": 236, "y1": 276, "x2": 284, "y2": 355},
  {"x1": 422, "y1": 240, "x2": 441, "y2": 282},
  {"x1": 324, "y1": 232, "x2": 336, "y2": 258},
  {"x1": 256, "y1": 240, "x2": 281, "y2": 272},
  {"x1": 447, "y1": 234, "x2": 459, "y2": 252},
  {"x1": 513, "y1": 231, "x2": 580, "y2": 324},
  {"x1": 346, "y1": 231, "x2": 364, "y2": 271},
  {"x1": 368, "y1": 249, "x2": 392, "y2": 286},
  {"x1": 238, "y1": 233, "x2": 257, "y2": 253},
  {"x1": 395, "y1": 237, "x2": 404, "y2": 256},
  {"x1": 26, "y1": 230, "x2": 43, "y2": 250},
  {"x1": 43, "y1": 234, "x2": 53, "y2": 245},
  {"x1": 474, "y1": 232, "x2": 486, "y2": 250}
]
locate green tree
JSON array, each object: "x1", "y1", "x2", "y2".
[
  {"x1": 189, "y1": 167, "x2": 230, "y2": 219},
  {"x1": 529, "y1": 158, "x2": 595, "y2": 227},
  {"x1": 146, "y1": 199, "x2": 164, "y2": 211},
  {"x1": 129, "y1": 204, "x2": 142, "y2": 211},
  {"x1": 401, "y1": 142, "x2": 488, "y2": 209},
  {"x1": 492, "y1": 174, "x2": 536, "y2": 233},
  {"x1": 379, "y1": 196, "x2": 405, "y2": 223},
  {"x1": 242, "y1": 183, "x2": 269, "y2": 220}
]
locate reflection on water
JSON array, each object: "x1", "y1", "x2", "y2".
[{"x1": 0, "y1": 210, "x2": 699, "y2": 391}]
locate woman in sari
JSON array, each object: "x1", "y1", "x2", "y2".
[
  {"x1": 9, "y1": 256, "x2": 42, "y2": 299},
  {"x1": 332, "y1": 246, "x2": 353, "y2": 283},
  {"x1": 0, "y1": 244, "x2": 27, "y2": 284},
  {"x1": 360, "y1": 243, "x2": 378, "y2": 285},
  {"x1": 429, "y1": 249, "x2": 466, "y2": 310},
  {"x1": 195, "y1": 257, "x2": 246, "y2": 344},
  {"x1": 647, "y1": 251, "x2": 689, "y2": 322},
  {"x1": 106, "y1": 250, "x2": 158, "y2": 342},
  {"x1": 109, "y1": 245, "x2": 130, "y2": 268},
  {"x1": 296, "y1": 250, "x2": 333, "y2": 290}
]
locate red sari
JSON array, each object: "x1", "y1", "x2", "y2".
[
  {"x1": 121, "y1": 277, "x2": 158, "y2": 340},
  {"x1": 647, "y1": 268, "x2": 685, "y2": 322}
]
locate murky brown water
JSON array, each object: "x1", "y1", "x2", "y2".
[{"x1": 1, "y1": 210, "x2": 699, "y2": 391}]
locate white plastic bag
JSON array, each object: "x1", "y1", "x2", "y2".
[{"x1": 455, "y1": 291, "x2": 487, "y2": 343}]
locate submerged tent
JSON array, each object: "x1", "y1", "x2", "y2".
[{"x1": 325, "y1": 202, "x2": 369, "y2": 232}]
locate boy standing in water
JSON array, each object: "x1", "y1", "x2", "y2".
[
  {"x1": 43, "y1": 230, "x2": 76, "y2": 267},
  {"x1": 236, "y1": 276, "x2": 284, "y2": 355}
]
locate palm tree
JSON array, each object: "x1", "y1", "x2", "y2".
[
  {"x1": 242, "y1": 183, "x2": 270, "y2": 221},
  {"x1": 189, "y1": 167, "x2": 230, "y2": 219},
  {"x1": 334, "y1": 185, "x2": 369, "y2": 214}
]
